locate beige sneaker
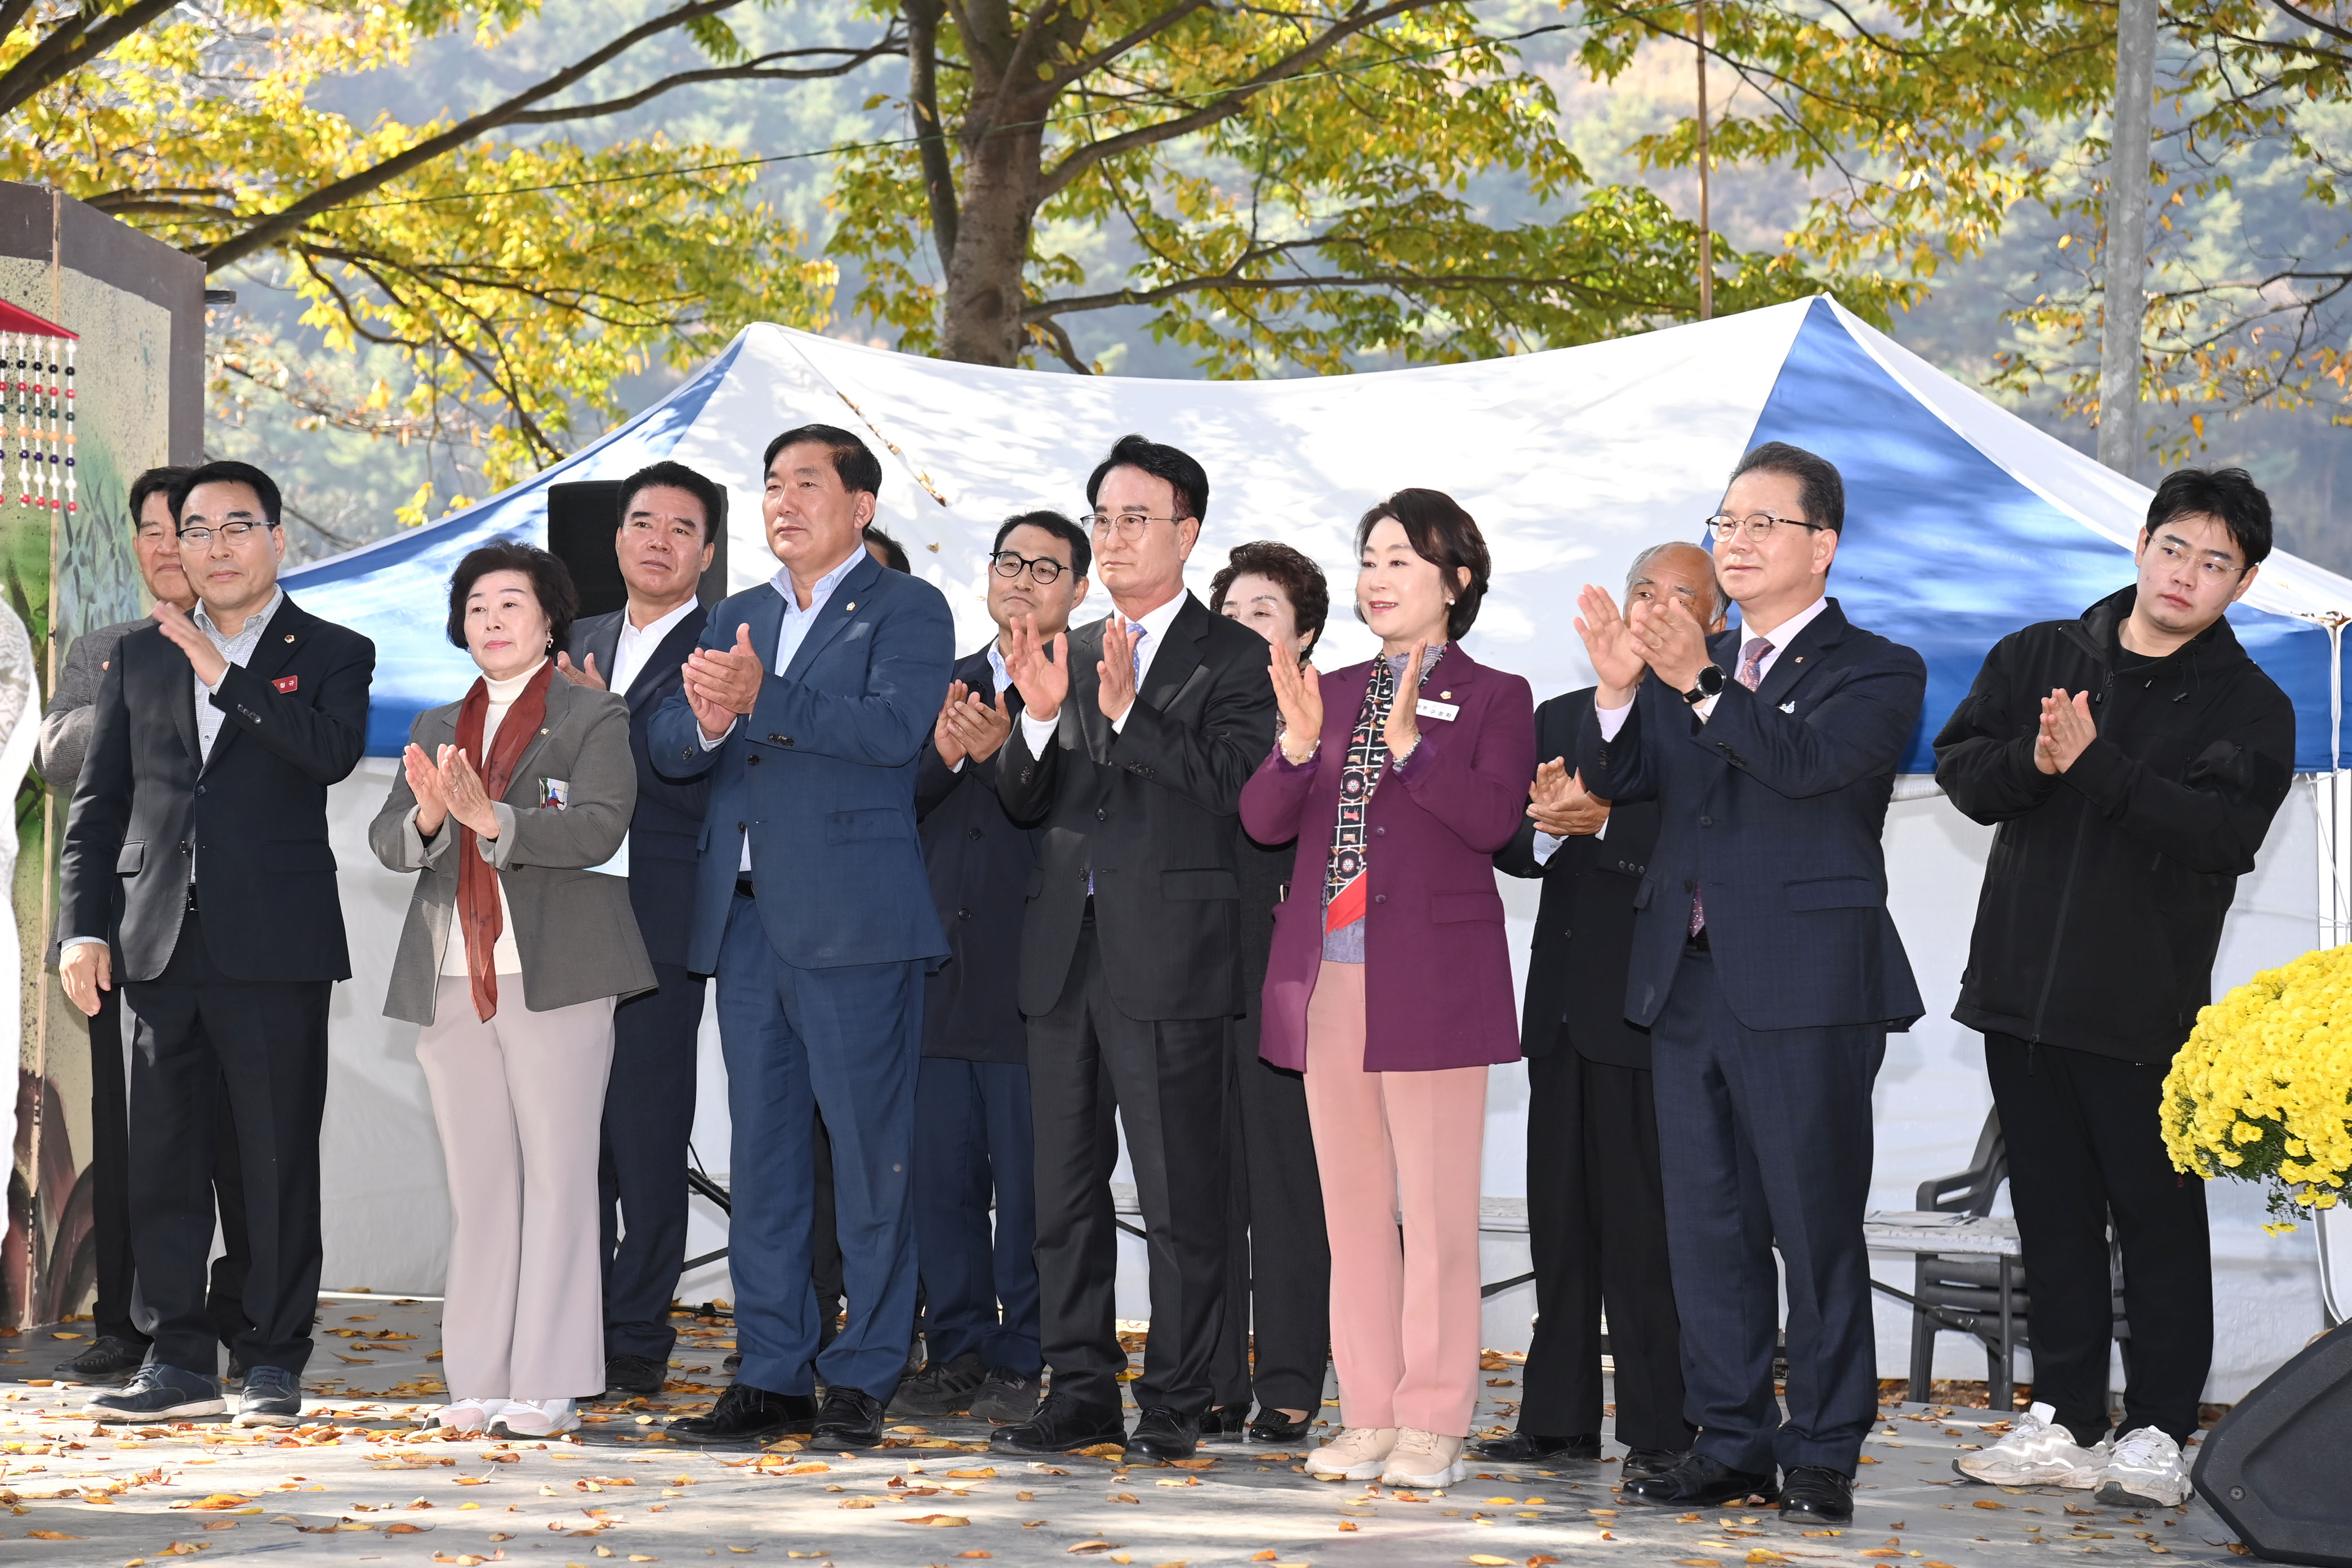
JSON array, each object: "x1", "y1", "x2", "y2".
[
  {"x1": 1380, "y1": 1426, "x2": 1468, "y2": 1487},
  {"x1": 1305, "y1": 1426, "x2": 1398, "y2": 1481}
]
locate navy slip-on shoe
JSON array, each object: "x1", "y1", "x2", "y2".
[{"x1": 84, "y1": 1363, "x2": 225, "y2": 1423}]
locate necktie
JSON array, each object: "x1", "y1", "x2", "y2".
[
  {"x1": 1690, "y1": 638, "x2": 1775, "y2": 938},
  {"x1": 1126, "y1": 618, "x2": 1146, "y2": 683}
]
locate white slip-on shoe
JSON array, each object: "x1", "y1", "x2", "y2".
[
  {"x1": 491, "y1": 1397, "x2": 580, "y2": 1438},
  {"x1": 1304, "y1": 1426, "x2": 1398, "y2": 1481},
  {"x1": 1380, "y1": 1426, "x2": 1469, "y2": 1488},
  {"x1": 1953, "y1": 1402, "x2": 2104, "y2": 1488},
  {"x1": 2095, "y1": 1426, "x2": 2191, "y2": 1508},
  {"x1": 421, "y1": 1398, "x2": 504, "y2": 1433}
]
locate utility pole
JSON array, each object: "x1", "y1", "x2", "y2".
[
  {"x1": 1695, "y1": 0, "x2": 1712, "y2": 320},
  {"x1": 2097, "y1": 0, "x2": 2158, "y2": 475}
]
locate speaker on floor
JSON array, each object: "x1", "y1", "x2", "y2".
[
  {"x1": 2192, "y1": 1321, "x2": 2352, "y2": 1566},
  {"x1": 545, "y1": 478, "x2": 728, "y2": 621}
]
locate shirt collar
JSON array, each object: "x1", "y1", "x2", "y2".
[
  {"x1": 195, "y1": 586, "x2": 284, "y2": 644},
  {"x1": 621, "y1": 595, "x2": 699, "y2": 646},
  {"x1": 770, "y1": 546, "x2": 865, "y2": 617},
  {"x1": 1106, "y1": 589, "x2": 1186, "y2": 647},
  {"x1": 987, "y1": 641, "x2": 1011, "y2": 694},
  {"x1": 1735, "y1": 593, "x2": 1829, "y2": 652}
]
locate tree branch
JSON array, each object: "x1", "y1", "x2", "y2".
[
  {"x1": 2270, "y1": 0, "x2": 2352, "y2": 47},
  {"x1": 905, "y1": 0, "x2": 960, "y2": 263},
  {"x1": 0, "y1": 0, "x2": 180, "y2": 121},
  {"x1": 502, "y1": 38, "x2": 904, "y2": 124}
]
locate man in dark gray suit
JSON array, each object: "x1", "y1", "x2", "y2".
[
  {"x1": 35, "y1": 465, "x2": 250, "y2": 1386},
  {"x1": 556, "y1": 460, "x2": 718, "y2": 1400}
]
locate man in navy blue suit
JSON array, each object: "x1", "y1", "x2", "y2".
[
  {"x1": 556, "y1": 460, "x2": 720, "y2": 1401},
  {"x1": 651, "y1": 425, "x2": 954, "y2": 1450},
  {"x1": 1574, "y1": 442, "x2": 1925, "y2": 1526}
]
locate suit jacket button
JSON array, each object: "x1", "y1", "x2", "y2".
[
  {"x1": 747, "y1": 754, "x2": 760, "y2": 766},
  {"x1": 957, "y1": 907, "x2": 973, "y2": 921},
  {"x1": 1374, "y1": 893, "x2": 1387, "y2": 905},
  {"x1": 1096, "y1": 808, "x2": 1107, "y2": 821},
  {"x1": 1699, "y1": 815, "x2": 1714, "y2": 827},
  {"x1": 1374, "y1": 826, "x2": 1386, "y2": 836},
  {"x1": 737, "y1": 822, "x2": 746, "y2": 833},
  {"x1": 967, "y1": 827, "x2": 983, "y2": 840},
  {"x1": 195, "y1": 785, "x2": 206, "y2": 797},
  {"x1": 1683, "y1": 878, "x2": 1696, "y2": 892}
]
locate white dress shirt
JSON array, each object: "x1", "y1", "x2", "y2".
[
  {"x1": 609, "y1": 595, "x2": 700, "y2": 696},
  {"x1": 1594, "y1": 592, "x2": 1831, "y2": 740},
  {"x1": 1016, "y1": 591, "x2": 1187, "y2": 756}
]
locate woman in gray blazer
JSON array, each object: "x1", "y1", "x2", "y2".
[{"x1": 369, "y1": 542, "x2": 654, "y2": 1440}]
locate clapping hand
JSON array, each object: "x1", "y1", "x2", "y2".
[
  {"x1": 1268, "y1": 639, "x2": 1323, "y2": 764},
  {"x1": 1383, "y1": 642, "x2": 1430, "y2": 761},
  {"x1": 436, "y1": 745, "x2": 501, "y2": 839},
  {"x1": 1626, "y1": 591, "x2": 1711, "y2": 694},
  {"x1": 2035, "y1": 687, "x2": 2096, "y2": 774},
  {"x1": 152, "y1": 599, "x2": 228, "y2": 687},
  {"x1": 683, "y1": 623, "x2": 763, "y2": 741},
  {"x1": 946, "y1": 685, "x2": 1013, "y2": 764},
  {"x1": 1574, "y1": 585, "x2": 1646, "y2": 705},
  {"x1": 1527, "y1": 757, "x2": 1610, "y2": 838},
  {"x1": 1098, "y1": 615, "x2": 1139, "y2": 723},
  {"x1": 404, "y1": 741, "x2": 452, "y2": 836},
  {"x1": 1003, "y1": 613, "x2": 1070, "y2": 723},
  {"x1": 554, "y1": 651, "x2": 607, "y2": 690}
]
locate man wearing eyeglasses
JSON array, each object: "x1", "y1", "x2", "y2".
[
  {"x1": 58, "y1": 459, "x2": 375, "y2": 1429},
  {"x1": 1935, "y1": 469, "x2": 2292, "y2": 1511},
  {"x1": 892, "y1": 510, "x2": 1094, "y2": 1427},
  {"x1": 991, "y1": 434, "x2": 1277, "y2": 1462},
  {"x1": 1573, "y1": 442, "x2": 1925, "y2": 1526}
]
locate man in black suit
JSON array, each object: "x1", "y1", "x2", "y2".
[
  {"x1": 893, "y1": 510, "x2": 1093, "y2": 1426},
  {"x1": 991, "y1": 434, "x2": 1277, "y2": 1462},
  {"x1": 1481, "y1": 542, "x2": 1719, "y2": 1476},
  {"x1": 556, "y1": 460, "x2": 719, "y2": 1399},
  {"x1": 59, "y1": 460, "x2": 375, "y2": 1428},
  {"x1": 1575, "y1": 443, "x2": 1925, "y2": 1525}
]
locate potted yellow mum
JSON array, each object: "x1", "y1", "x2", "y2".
[{"x1": 2162, "y1": 946, "x2": 2352, "y2": 1227}]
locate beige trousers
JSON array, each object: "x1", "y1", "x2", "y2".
[{"x1": 415, "y1": 975, "x2": 616, "y2": 1401}]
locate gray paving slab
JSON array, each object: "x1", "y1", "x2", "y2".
[{"x1": 0, "y1": 1299, "x2": 2245, "y2": 1567}]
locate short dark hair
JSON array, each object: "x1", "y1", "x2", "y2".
[
  {"x1": 863, "y1": 524, "x2": 911, "y2": 573},
  {"x1": 992, "y1": 509, "x2": 1092, "y2": 580},
  {"x1": 2145, "y1": 466, "x2": 2272, "y2": 568},
  {"x1": 1210, "y1": 540, "x2": 1330, "y2": 657},
  {"x1": 170, "y1": 460, "x2": 282, "y2": 527},
  {"x1": 1086, "y1": 433, "x2": 1209, "y2": 523},
  {"x1": 1728, "y1": 440, "x2": 1845, "y2": 533},
  {"x1": 1354, "y1": 489, "x2": 1491, "y2": 641},
  {"x1": 763, "y1": 424, "x2": 884, "y2": 497},
  {"x1": 128, "y1": 466, "x2": 190, "y2": 528},
  {"x1": 446, "y1": 541, "x2": 580, "y2": 656},
  {"x1": 617, "y1": 460, "x2": 723, "y2": 543}
]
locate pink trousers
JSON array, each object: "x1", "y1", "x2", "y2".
[
  {"x1": 415, "y1": 976, "x2": 615, "y2": 1402},
  {"x1": 1302, "y1": 961, "x2": 1488, "y2": 1436}
]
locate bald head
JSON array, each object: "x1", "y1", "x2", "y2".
[{"x1": 1627, "y1": 541, "x2": 1728, "y2": 630}]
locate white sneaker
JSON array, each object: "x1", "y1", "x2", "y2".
[
  {"x1": 491, "y1": 1397, "x2": 580, "y2": 1438},
  {"x1": 1953, "y1": 1402, "x2": 2105, "y2": 1488},
  {"x1": 1304, "y1": 1426, "x2": 1398, "y2": 1481},
  {"x1": 421, "y1": 1398, "x2": 504, "y2": 1433},
  {"x1": 2095, "y1": 1426, "x2": 2191, "y2": 1508},
  {"x1": 1380, "y1": 1426, "x2": 1468, "y2": 1488}
]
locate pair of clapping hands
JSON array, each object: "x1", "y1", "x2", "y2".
[
  {"x1": 402, "y1": 743, "x2": 502, "y2": 841},
  {"x1": 1266, "y1": 639, "x2": 1435, "y2": 767}
]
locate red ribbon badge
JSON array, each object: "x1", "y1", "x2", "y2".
[{"x1": 272, "y1": 675, "x2": 299, "y2": 693}]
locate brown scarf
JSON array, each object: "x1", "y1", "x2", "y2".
[{"x1": 452, "y1": 660, "x2": 554, "y2": 1020}]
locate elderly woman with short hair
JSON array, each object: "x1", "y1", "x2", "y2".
[{"x1": 370, "y1": 541, "x2": 654, "y2": 1438}]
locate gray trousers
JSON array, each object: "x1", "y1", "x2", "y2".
[{"x1": 417, "y1": 975, "x2": 616, "y2": 1401}]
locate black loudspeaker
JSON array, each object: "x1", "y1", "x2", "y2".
[
  {"x1": 2192, "y1": 1322, "x2": 2352, "y2": 1565},
  {"x1": 545, "y1": 479, "x2": 728, "y2": 620}
]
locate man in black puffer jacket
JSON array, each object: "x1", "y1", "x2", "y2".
[{"x1": 1934, "y1": 467, "x2": 2295, "y2": 1511}]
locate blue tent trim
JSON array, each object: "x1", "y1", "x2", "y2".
[
  {"x1": 283, "y1": 335, "x2": 743, "y2": 754},
  {"x1": 1746, "y1": 298, "x2": 2336, "y2": 773}
]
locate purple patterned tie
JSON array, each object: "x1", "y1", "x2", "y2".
[{"x1": 1690, "y1": 637, "x2": 1775, "y2": 938}]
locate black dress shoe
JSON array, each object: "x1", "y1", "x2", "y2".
[
  {"x1": 56, "y1": 1335, "x2": 148, "y2": 1382},
  {"x1": 1623, "y1": 1451, "x2": 1779, "y2": 1508},
  {"x1": 1473, "y1": 1429, "x2": 1603, "y2": 1462},
  {"x1": 889, "y1": 1352, "x2": 985, "y2": 1416},
  {"x1": 1778, "y1": 1464, "x2": 1854, "y2": 1525},
  {"x1": 1128, "y1": 1405, "x2": 1200, "y2": 1462},
  {"x1": 604, "y1": 1353, "x2": 667, "y2": 1399},
  {"x1": 1200, "y1": 1402, "x2": 1249, "y2": 1440},
  {"x1": 723, "y1": 1351, "x2": 742, "y2": 1372},
  {"x1": 970, "y1": 1367, "x2": 1041, "y2": 1424},
  {"x1": 667, "y1": 1383, "x2": 818, "y2": 1445},
  {"x1": 1248, "y1": 1408, "x2": 1313, "y2": 1445},
  {"x1": 989, "y1": 1393, "x2": 1128, "y2": 1454},
  {"x1": 1623, "y1": 1446, "x2": 1689, "y2": 1482},
  {"x1": 810, "y1": 1386, "x2": 887, "y2": 1450}
]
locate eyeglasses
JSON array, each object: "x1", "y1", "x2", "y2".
[
  {"x1": 1085, "y1": 511, "x2": 1184, "y2": 541},
  {"x1": 2150, "y1": 538, "x2": 2248, "y2": 581},
  {"x1": 991, "y1": 549, "x2": 1070, "y2": 585},
  {"x1": 1705, "y1": 511, "x2": 1823, "y2": 543},
  {"x1": 177, "y1": 520, "x2": 274, "y2": 546}
]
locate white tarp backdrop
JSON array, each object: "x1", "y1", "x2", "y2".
[{"x1": 289, "y1": 297, "x2": 2349, "y2": 1398}]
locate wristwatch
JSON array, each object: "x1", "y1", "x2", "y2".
[{"x1": 1681, "y1": 665, "x2": 1725, "y2": 706}]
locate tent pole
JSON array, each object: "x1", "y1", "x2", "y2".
[
  {"x1": 2096, "y1": 0, "x2": 2157, "y2": 475},
  {"x1": 1695, "y1": 0, "x2": 1712, "y2": 322}
]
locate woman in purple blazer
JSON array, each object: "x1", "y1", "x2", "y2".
[{"x1": 1239, "y1": 489, "x2": 1535, "y2": 1489}]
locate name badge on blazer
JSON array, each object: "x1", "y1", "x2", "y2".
[
  {"x1": 538, "y1": 777, "x2": 571, "y2": 809},
  {"x1": 1416, "y1": 697, "x2": 1460, "y2": 722}
]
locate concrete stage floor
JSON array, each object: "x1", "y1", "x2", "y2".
[{"x1": 0, "y1": 1298, "x2": 2244, "y2": 1567}]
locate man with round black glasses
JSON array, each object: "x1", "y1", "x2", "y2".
[{"x1": 894, "y1": 511, "x2": 1094, "y2": 1427}]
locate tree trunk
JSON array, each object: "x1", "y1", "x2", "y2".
[{"x1": 939, "y1": 114, "x2": 1049, "y2": 366}]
